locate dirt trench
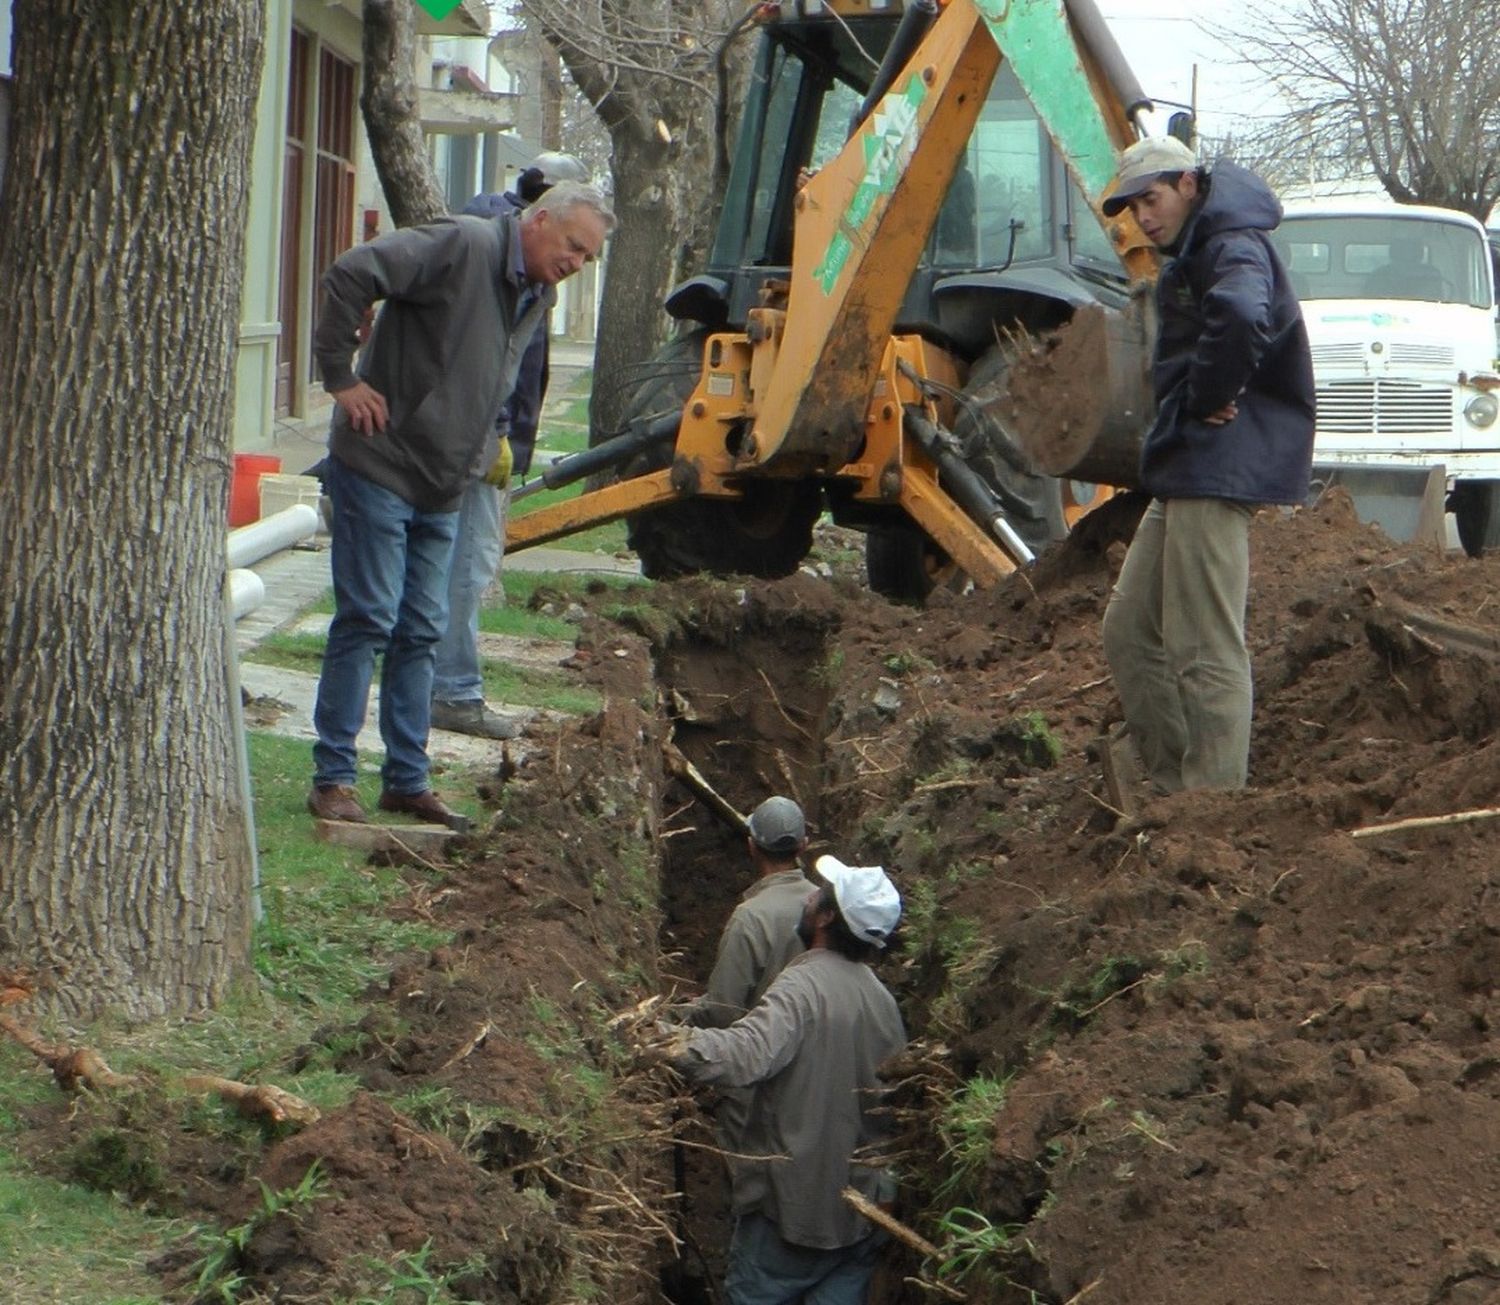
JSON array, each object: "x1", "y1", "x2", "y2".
[{"x1": 18, "y1": 499, "x2": 1500, "y2": 1304}]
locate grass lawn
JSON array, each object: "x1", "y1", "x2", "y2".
[
  {"x1": 244, "y1": 569, "x2": 646, "y2": 718},
  {"x1": 0, "y1": 730, "x2": 464, "y2": 1304}
]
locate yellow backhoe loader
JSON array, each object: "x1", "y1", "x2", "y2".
[{"x1": 508, "y1": 0, "x2": 1169, "y2": 603}]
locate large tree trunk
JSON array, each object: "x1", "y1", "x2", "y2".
[
  {"x1": 362, "y1": 0, "x2": 447, "y2": 228},
  {"x1": 0, "y1": 0, "x2": 265, "y2": 1020},
  {"x1": 592, "y1": 120, "x2": 682, "y2": 440},
  {"x1": 556, "y1": 65, "x2": 714, "y2": 442}
]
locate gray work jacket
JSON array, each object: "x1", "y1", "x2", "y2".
[
  {"x1": 685, "y1": 869, "x2": 812, "y2": 1029},
  {"x1": 315, "y1": 215, "x2": 553, "y2": 512},
  {"x1": 679, "y1": 948, "x2": 907, "y2": 1249}
]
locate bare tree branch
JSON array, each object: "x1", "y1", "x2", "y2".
[{"x1": 1210, "y1": 0, "x2": 1500, "y2": 217}]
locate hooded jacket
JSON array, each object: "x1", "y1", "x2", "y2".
[
  {"x1": 315, "y1": 215, "x2": 552, "y2": 512},
  {"x1": 462, "y1": 189, "x2": 551, "y2": 476},
  {"x1": 1140, "y1": 160, "x2": 1315, "y2": 505}
]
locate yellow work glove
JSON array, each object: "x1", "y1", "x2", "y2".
[{"x1": 483, "y1": 435, "x2": 514, "y2": 489}]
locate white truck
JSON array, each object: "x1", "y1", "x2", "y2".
[{"x1": 1266, "y1": 202, "x2": 1500, "y2": 553}]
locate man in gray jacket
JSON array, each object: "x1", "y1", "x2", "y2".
[
  {"x1": 682, "y1": 796, "x2": 814, "y2": 1173},
  {"x1": 671, "y1": 856, "x2": 906, "y2": 1305},
  {"x1": 307, "y1": 182, "x2": 613, "y2": 826},
  {"x1": 684, "y1": 796, "x2": 813, "y2": 1030}
]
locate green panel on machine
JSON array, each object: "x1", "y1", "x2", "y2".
[{"x1": 972, "y1": 0, "x2": 1119, "y2": 200}]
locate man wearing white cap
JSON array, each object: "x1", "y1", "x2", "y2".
[
  {"x1": 670, "y1": 855, "x2": 907, "y2": 1304},
  {"x1": 1098, "y1": 136, "x2": 1314, "y2": 793}
]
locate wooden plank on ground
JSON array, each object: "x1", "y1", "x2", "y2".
[
  {"x1": 1100, "y1": 723, "x2": 1143, "y2": 820},
  {"x1": 312, "y1": 820, "x2": 463, "y2": 858}
]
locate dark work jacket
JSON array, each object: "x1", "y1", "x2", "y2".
[
  {"x1": 463, "y1": 189, "x2": 551, "y2": 476},
  {"x1": 1141, "y1": 161, "x2": 1315, "y2": 505},
  {"x1": 316, "y1": 215, "x2": 552, "y2": 511}
]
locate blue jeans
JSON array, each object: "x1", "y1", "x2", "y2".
[
  {"x1": 432, "y1": 477, "x2": 506, "y2": 704},
  {"x1": 312, "y1": 458, "x2": 459, "y2": 794},
  {"x1": 724, "y1": 1213, "x2": 883, "y2": 1305}
]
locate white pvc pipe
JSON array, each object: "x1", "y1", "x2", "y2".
[
  {"x1": 227, "y1": 503, "x2": 320, "y2": 570},
  {"x1": 228, "y1": 568, "x2": 266, "y2": 621}
]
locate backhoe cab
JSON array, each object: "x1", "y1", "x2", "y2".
[{"x1": 509, "y1": 0, "x2": 1160, "y2": 603}]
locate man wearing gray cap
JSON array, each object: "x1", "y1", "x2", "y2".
[
  {"x1": 1098, "y1": 137, "x2": 1314, "y2": 793},
  {"x1": 670, "y1": 855, "x2": 907, "y2": 1304},
  {"x1": 684, "y1": 795, "x2": 813, "y2": 1030}
]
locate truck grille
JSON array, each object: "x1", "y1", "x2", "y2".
[
  {"x1": 1389, "y1": 342, "x2": 1456, "y2": 367},
  {"x1": 1317, "y1": 379, "x2": 1453, "y2": 437},
  {"x1": 1311, "y1": 343, "x2": 1366, "y2": 368}
]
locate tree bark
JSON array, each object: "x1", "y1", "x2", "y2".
[
  {"x1": 521, "y1": 0, "x2": 732, "y2": 442},
  {"x1": 362, "y1": 0, "x2": 447, "y2": 228},
  {"x1": 0, "y1": 0, "x2": 265, "y2": 1020},
  {"x1": 592, "y1": 114, "x2": 682, "y2": 440}
]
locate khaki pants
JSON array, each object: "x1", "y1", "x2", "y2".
[{"x1": 1101, "y1": 498, "x2": 1254, "y2": 792}]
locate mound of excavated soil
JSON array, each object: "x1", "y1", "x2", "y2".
[
  {"x1": 18, "y1": 497, "x2": 1500, "y2": 1304},
  {"x1": 794, "y1": 492, "x2": 1500, "y2": 1305}
]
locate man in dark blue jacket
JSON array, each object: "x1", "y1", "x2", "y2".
[
  {"x1": 430, "y1": 152, "x2": 589, "y2": 739},
  {"x1": 1099, "y1": 138, "x2": 1315, "y2": 792}
]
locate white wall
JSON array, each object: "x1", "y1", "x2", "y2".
[{"x1": 1, "y1": 0, "x2": 12, "y2": 75}]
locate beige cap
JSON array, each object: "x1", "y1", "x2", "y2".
[{"x1": 1101, "y1": 137, "x2": 1198, "y2": 216}]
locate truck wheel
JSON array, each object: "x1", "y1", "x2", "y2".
[
  {"x1": 865, "y1": 345, "x2": 1068, "y2": 604},
  {"x1": 1451, "y1": 480, "x2": 1500, "y2": 557},
  {"x1": 616, "y1": 330, "x2": 823, "y2": 579}
]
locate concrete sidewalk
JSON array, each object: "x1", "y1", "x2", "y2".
[{"x1": 235, "y1": 525, "x2": 638, "y2": 774}]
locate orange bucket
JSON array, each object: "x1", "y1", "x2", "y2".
[{"x1": 229, "y1": 453, "x2": 282, "y2": 527}]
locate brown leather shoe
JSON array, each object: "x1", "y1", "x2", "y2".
[
  {"x1": 378, "y1": 788, "x2": 470, "y2": 832},
  {"x1": 307, "y1": 784, "x2": 367, "y2": 823}
]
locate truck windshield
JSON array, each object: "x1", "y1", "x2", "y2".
[{"x1": 1269, "y1": 215, "x2": 1491, "y2": 310}]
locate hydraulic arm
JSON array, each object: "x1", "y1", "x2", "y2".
[{"x1": 509, "y1": 0, "x2": 1157, "y2": 588}]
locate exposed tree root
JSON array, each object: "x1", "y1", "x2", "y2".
[
  {"x1": 842, "y1": 1187, "x2": 966, "y2": 1301},
  {"x1": 0, "y1": 986, "x2": 318, "y2": 1127},
  {"x1": 0, "y1": 1013, "x2": 139, "y2": 1091},
  {"x1": 181, "y1": 1075, "x2": 321, "y2": 1127}
]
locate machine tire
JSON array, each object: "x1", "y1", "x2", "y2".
[
  {"x1": 616, "y1": 330, "x2": 824, "y2": 579},
  {"x1": 956, "y1": 345, "x2": 1070, "y2": 553},
  {"x1": 865, "y1": 527, "x2": 959, "y2": 605},
  {"x1": 864, "y1": 344, "x2": 1069, "y2": 604},
  {"x1": 1451, "y1": 479, "x2": 1500, "y2": 558}
]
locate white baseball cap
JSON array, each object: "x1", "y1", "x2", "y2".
[
  {"x1": 814, "y1": 855, "x2": 902, "y2": 949},
  {"x1": 1101, "y1": 136, "x2": 1199, "y2": 217}
]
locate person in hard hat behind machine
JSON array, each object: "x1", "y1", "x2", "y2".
[
  {"x1": 666, "y1": 856, "x2": 907, "y2": 1305},
  {"x1": 428, "y1": 152, "x2": 592, "y2": 742},
  {"x1": 1099, "y1": 137, "x2": 1314, "y2": 794}
]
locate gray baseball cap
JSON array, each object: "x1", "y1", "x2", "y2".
[
  {"x1": 1101, "y1": 137, "x2": 1198, "y2": 217},
  {"x1": 747, "y1": 796, "x2": 806, "y2": 854},
  {"x1": 528, "y1": 151, "x2": 588, "y2": 186}
]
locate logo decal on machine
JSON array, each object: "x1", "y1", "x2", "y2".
[{"x1": 814, "y1": 74, "x2": 930, "y2": 295}]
